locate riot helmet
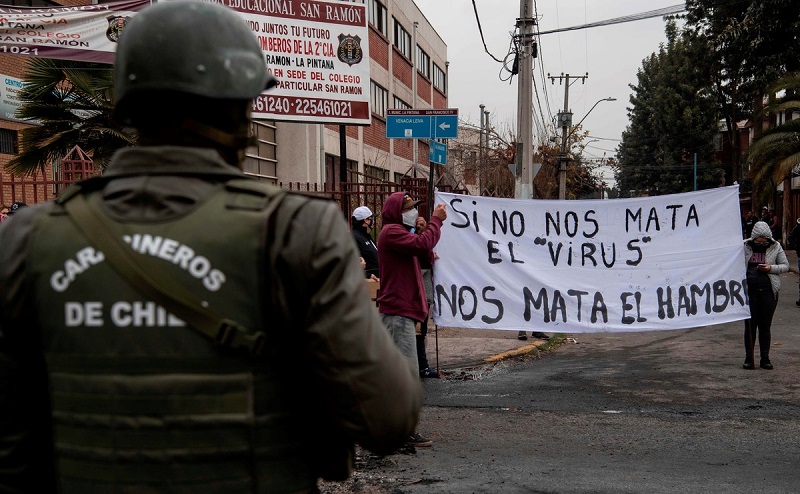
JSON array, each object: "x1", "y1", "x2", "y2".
[
  {"x1": 114, "y1": 0, "x2": 275, "y2": 113},
  {"x1": 113, "y1": 0, "x2": 277, "y2": 164}
]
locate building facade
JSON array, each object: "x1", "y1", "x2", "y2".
[
  {"x1": 0, "y1": 0, "x2": 450, "y2": 206},
  {"x1": 272, "y1": 0, "x2": 449, "y2": 188}
]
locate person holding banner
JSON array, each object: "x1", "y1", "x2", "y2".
[
  {"x1": 378, "y1": 192, "x2": 447, "y2": 447},
  {"x1": 742, "y1": 221, "x2": 789, "y2": 370}
]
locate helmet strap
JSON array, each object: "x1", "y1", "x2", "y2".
[
  {"x1": 180, "y1": 118, "x2": 249, "y2": 149},
  {"x1": 179, "y1": 118, "x2": 251, "y2": 167}
]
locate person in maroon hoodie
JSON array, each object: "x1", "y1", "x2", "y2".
[{"x1": 378, "y1": 192, "x2": 447, "y2": 447}]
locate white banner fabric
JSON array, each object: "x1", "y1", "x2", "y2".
[
  {"x1": 432, "y1": 186, "x2": 750, "y2": 333},
  {"x1": 0, "y1": 0, "x2": 150, "y2": 63}
]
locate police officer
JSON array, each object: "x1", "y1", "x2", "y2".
[{"x1": 0, "y1": 1, "x2": 421, "y2": 492}]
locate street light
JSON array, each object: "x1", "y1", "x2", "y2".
[{"x1": 559, "y1": 97, "x2": 617, "y2": 200}]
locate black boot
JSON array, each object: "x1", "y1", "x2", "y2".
[
  {"x1": 760, "y1": 358, "x2": 773, "y2": 370},
  {"x1": 743, "y1": 323, "x2": 756, "y2": 370}
]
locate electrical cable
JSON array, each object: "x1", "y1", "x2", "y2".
[
  {"x1": 471, "y1": 0, "x2": 506, "y2": 63},
  {"x1": 536, "y1": 4, "x2": 687, "y2": 36}
]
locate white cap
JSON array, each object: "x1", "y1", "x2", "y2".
[{"x1": 352, "y1": 206, "x2": 373, "y2": 221}]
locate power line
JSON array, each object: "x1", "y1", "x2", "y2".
[
  {"x1": 536, "y1": 4, "x2": 686, "y2": 36},
  {"x1": 471, "y1": 0, "x2": 506, "y2": 63}
]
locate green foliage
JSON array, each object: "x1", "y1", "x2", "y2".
[
  {"x1": 616, "y1": 22, "x2": 723, "y2": 196},
  {"x1": 749, "y1": 72, "x2": 800, "y2": 205},
  {"x1": 5, "y1": 58, "x2": 136, "y2": 176},
  {"x1": 683, "y1": 0, "x2": 800, "y2": 182}
]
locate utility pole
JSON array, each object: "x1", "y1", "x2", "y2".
[
  {"x1": 479, "y1": 104, "x2": 485, "y2": 195},
  {"x1": 484, "y1": 108, "x2": 490, "y2": 174},
  {"x1": 549, "y1": 72, "x2": 588, "y2": 200},
  {"x1": 515, "y1": 0, "x2": 536, "y2": 200},
  {"x1": 412, "y1": 21, "x2": 419, "y2": 179}
]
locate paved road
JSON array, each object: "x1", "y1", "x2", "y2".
[{"x1": 322, "y1": 269, "x2": 800, "y2": 494}]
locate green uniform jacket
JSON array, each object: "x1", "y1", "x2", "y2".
[{"x1": 0, "y1": 146, "x2": 422, "y2": 493}]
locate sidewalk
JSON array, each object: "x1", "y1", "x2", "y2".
[
  {"x1": 427, "y1": 326, "x2": 549, "y2": 371},
  {"x1": 427, "y1": 248, "x2": 800, "y2": 371}
]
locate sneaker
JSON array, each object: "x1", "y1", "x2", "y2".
[
  {"x1": 517, "y1": 331, "x2": 528, "y2": 341},
  {"x1": 531, "y1": 331, "x2": 551, "y2": 340},
  {"x1": 407, "y1": 432, "x2": 433, "y2": 447},
  {"x1": 419, "y1": 367, "x2": 440, "y2": 379}
]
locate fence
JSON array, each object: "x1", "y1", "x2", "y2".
[
  {"x1": 0, "y1": 170, "x2": 82, "y2": 208},
  {"x1": 1, "y1": 170, "x2": 467, "y2": 229},
  {"x1": 280, "y1": 177, "x2": 468, "y2": 233}
]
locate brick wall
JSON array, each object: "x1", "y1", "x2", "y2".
[
  {"x1": 416, "y1": 73, "x2": 431, "y2": 105},
  {"x1": 433, "y1": 88, "x2": 447, "y2": 109},
  {"x1": 369, "y1": 27, "x2": 389, "y2": 70},
  {"x1": 394, "y1": 136, "x2": 412, "y2": 161},
  {"x1": 363, "y1": 118, "x2": 389, "y2": 153},
  {"x1": 392, "y1": 49, "x2": 412, "y2": 89}
]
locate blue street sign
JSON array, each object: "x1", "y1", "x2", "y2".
[
  {"x1": 431, "y1": 114, "x2": 458, "y2": 139},
  {"x1": 386, "y1": 108, "x2": 458, "y2": 139},
  {"x1": 429, "y1": 140, "x2": 447, "y2": 165}
]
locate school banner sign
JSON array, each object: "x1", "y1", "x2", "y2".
[
  {"x1": 432, "y1": 186, "x2": 750, "y2": 333},
  {"x1": 0, "y1": 0, "x2": 150, "y2": 63},
  {"x1": 0, "y1": 0, "x2": 371, "y2": 124}
]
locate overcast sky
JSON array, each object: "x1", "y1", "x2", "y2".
[{"x1": 414, "y1": 0, "x2": 682, "y2": 172}]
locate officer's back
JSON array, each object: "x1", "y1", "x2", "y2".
[{"x1": 0, "y1": 2, "x2": 422, "y2": 492}]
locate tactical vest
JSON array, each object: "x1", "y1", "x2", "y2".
[{"x1": 26, "y1": 180, "x2": 321, "y2": 493}]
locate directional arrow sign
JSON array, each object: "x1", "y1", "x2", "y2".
[
  {"x1": 386, "y1": 108, "x2": 459, "y2": 139},
  {"x1": 429, "y1": 140, "x2": 447, "y2": 165}
]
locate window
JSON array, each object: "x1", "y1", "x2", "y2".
[
  {"x1": 416, "y1": 46, "x2": 430, "y2": 79},
  {"x1": 365, "y1": 164, "x2": 388, "y2": 184},
  {"x1": 325, "y1": 154, "x2": 357, "y2": 187},
  {"x1": 368, "y1": 0, "x2": 387, "y2": 37},
  {"x1": 392, "y1": 96, "x2": 410, "y2": 110},
  {"x1": 393, "y1": 18, "x2": 411, "y2": 59},
  {"x1": 0, "y1": 129, "x2": 18, "y2": 154},
  {"x1": 243, "y1": 120, "x2": 277, "y2": 182},
  {"x1": 433, "y1": 63, "x2": 446, "y2": 93},
  {"x1": 371, "y1": 80, "x2": 388, "y2": 117}
]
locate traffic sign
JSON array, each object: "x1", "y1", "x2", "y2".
[
  {"x1": 386, "y1": 108, "x2": 458, "y2": 139},
  {"x1": 429, "y1": 140, "x2": 447, "y2": 165}
]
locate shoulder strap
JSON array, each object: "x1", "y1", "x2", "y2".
[{"x1": 60, "y1": 186, "x2": 286, "y2": 357}]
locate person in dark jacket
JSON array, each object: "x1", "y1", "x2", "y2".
[
  {"x1": 352, "y1": 205, "x2": 379, "y2": 280},
  {"x1": 0, "y1": 2, "x2": 421, "y2": 492},
  {"x1": 377, "y1": 192, "x2": 447, "y2": 446}
]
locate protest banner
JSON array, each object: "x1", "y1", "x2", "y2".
[{"x1": 432, "y1": 186, "x2": 750, "y2": 333}]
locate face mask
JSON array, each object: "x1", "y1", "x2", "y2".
[{"x1": 402, "y1": 208, "x2": 418, "y2": 228}]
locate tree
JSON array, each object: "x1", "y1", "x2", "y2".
[
  {"x1": 616, "y1": 22, "x2": 724, "y2": 197},
  {"x1": 748, "y1": 72, "x2": 800, "y2": 207},
  {"x1": 5, "y1": 58, "x2": 136, "y2": 176},
  {"x1": 684, "y1": 0, "x2": 800, "y2": 184},
  {"x1": 531, "y1": 126, "x2": 602, "y2": 200}
]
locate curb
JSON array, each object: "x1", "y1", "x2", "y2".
[
  {"x1": 484, "y1": 343, "x2": 543, "y2": 363},
  {"x1": 433, "y1": 340, "x2": 547, "y2": 372}
]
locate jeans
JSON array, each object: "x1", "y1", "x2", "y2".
[{"x1": 380, "y1": 314, "x2": 418, "y2": 374}]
